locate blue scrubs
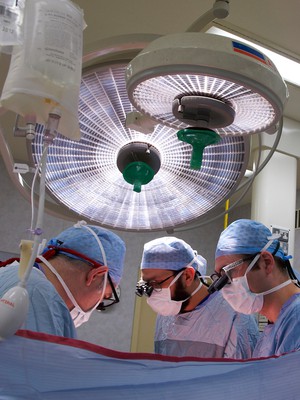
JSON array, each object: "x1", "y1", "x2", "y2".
[
  {"x1": 0, "y1": 262, "x2": 77, "y2": 338},
  {"x1": 155, "y1": 291, "x2": 259, "y2": 359},
  {"x1": 253, "y1": 293, "x2": 300, "y2": 357}
]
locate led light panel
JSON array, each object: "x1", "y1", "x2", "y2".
[
  {"x1": 31, "y1": 62, "x2": 249, "y2": 231},
  {"x1": 126, "y1": 33, "x2": 288, "y2": 135},
  {"x1": 129, "y1": 74, "x2": 276, "y2": 135}
]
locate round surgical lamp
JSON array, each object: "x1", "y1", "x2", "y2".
[
  {"x1": 31, "y1": 61, "x2": 250, "y2": 232},
  {"x1": 126, "y1": 33, "x2": 288, "y2": 138}
]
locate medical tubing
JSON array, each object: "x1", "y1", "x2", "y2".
[
  {"x1": 252, "y1": 117, "x2": 283, "y2": 177},
  {"x1": 21, "y1": 110, "x2": 61, "y2": 285},
  {"x1": 21, "y1": 143, "x2": 49, "y2": 285},
  {"x1": 30, "y1": 152, "x2": 42, "y2": 232},
  {"x1": 222, "y1": 116, "x2": 283, "y2": 197}
]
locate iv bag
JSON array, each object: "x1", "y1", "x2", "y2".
[
  {"x1": 0, "y1": 0, "x2": 85, "y2": 140},
  {"x1": 0, "y1": 0, "x2": 25, "y2": 53}
]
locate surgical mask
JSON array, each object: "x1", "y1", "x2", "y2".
[
  {"x1": 222, "y1": 249, "x2": 292, "y2": 314},
  {"x1": 147, "y1": 270, "x2": 202, "y2": 316},
  {"x1": 222, "y1": 274, "x2": 291, "y2": 314},
  {"x1": 38, "y1": 255, "x2": 107, "y2": 327}
]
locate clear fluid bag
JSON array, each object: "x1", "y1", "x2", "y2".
[
  {"x1": 0, "y1": 0, "x2": 25, "y2": 53},
  {"x1": 0, "y1": 0, "x2": 85, "y2": 140}
]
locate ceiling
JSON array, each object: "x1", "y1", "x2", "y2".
[{"x1": 0, "y1": 0, "x2": 300, "y2": 227}]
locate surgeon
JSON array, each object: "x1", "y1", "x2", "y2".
[
  {"x1": 0, "y1": 221, "x2": 126, "y2": 338},
  {"x1": 136, "y1": 236, "x2": 259, "y2": 359},
  {"x1": 213, "y1": 219, "x2": 300, "y2": 357}
]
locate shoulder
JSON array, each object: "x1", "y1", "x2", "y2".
[
  {"x1": 190, "y1": 292, "x2": 239, "y2": 326},
  {"x1": 210, "y1": 292, "x2": 258, "y2": 331},
  {"x1": 265, "y1": 297, "x2": 300, "y2": 355},
  {"x1": 29, "y1": 272, "x2": 63, "y2": 303},
  {"x1": 0, "y1": 263, "x2": 23, "y2": 290},
  {"x1": 28, "y1": 276, "x2": 75, "y2": 337},
  {"x1": 0, "y1": 263, "x2": 46, "y2": 285},
  {"x1": 0, "y1": 262, "x2": 19, "y2": 274},
  {"x1": 206, "y1": 291, "x2": 236, "y2": 316},
  {"x1": 0, "y1": 263, "x2": 63, "y2": 305},
  {"x1": 279, "y1": 295, "x2": 300, "y2": 326}
]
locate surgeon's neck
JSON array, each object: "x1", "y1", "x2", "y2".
[
  {"x1": 260, "y1": 283, "x2": 300, "y2": 323},
  {"x1": 181, "y1": 283, "x2": 209, "y2": 313},
  {"x1": 39, "y1": 258, "x2": 74, "y2": 310}
]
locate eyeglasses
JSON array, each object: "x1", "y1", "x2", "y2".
[
  {"x1": 222, "y1": 256, "x2": 255, "y2": 282},
  {"x1": 135, "y1": 270, "x2": 182, "y2": 297},
  {"x1": 96, "y1": 273, "x2": 120, "y2": 311},
  {"x1": 208, "y1": 256, "x2": 255, "y2": 294}
]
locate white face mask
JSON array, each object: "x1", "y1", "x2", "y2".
[
  {"x1": 221, "y1": 235, "x2": 292, "y2": 315},
  {"x1": 222, "y1": 273, "x2": 292, "y2": 314},
  {"x1": 147, "y1": 270, "x2": 202, "y2": 316},
  {"x1": 38, "y1": 255, "x2": 107, "y2": 327}
]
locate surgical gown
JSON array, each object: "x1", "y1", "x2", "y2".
[
  {"x1": 252, "y1": 293, "x2": 300, "y2": 358},
  {"x1": 0, "y1": 262, "x2": 77, "y2": 338},
  {"x1": 154, "y1": 291, "x2": 259, "y2": 359}
]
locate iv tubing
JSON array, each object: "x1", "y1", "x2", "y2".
[
  {"x1": 21, "y1": 143, "x2": 49, "y2": 285},
  {"x1": 21, "y1": 110, "x2": 61, "y2": 284}
]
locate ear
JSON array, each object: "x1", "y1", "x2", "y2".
[
  {"x1": 260, "y1": 251, "x2": 275, "y2": 275},
  {"x1": 184, "y1": 267, "x2": 196, "y2": 286},
  {"x1": 86, "y1": 266, "x2": 108, "y2": 287}
]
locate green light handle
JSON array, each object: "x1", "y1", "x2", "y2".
[
  {"x1": 177, "y1": 128, "x2": 221, "y2": 170},
  {"x1": 189, "y1": 145, "x2": 206, "y2": 170},
  {"x1": 123, "y1": 161, "x2": 155, "y2": 193}
]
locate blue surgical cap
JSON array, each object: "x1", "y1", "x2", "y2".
[
  {"x1": 46, "y1": 223, "x2": 126, "y2": 284},
  {"x1": 141, "y1": 237, "x2": 207, "y2": 275},
  {"x1": 215, "y1": 219, "x2": 289, "y2": 261}
]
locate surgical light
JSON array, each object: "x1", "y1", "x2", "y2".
[
  {"x1": 207, "y1": 26, "x2": 300, "y2": 88},
  {"x1": 126, "y1": 33, "x2": 288, "y2": 136},
  {"x1": 30, "y1": 62, "x2": 250, "y2": 232}
]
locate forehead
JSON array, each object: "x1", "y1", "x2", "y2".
[
  {"x1": 215, "y1": 254, "x2": 243, "y2": 272},
  {"x1": 141, "y1": 268, "x2": 174, "y2": 281}
]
